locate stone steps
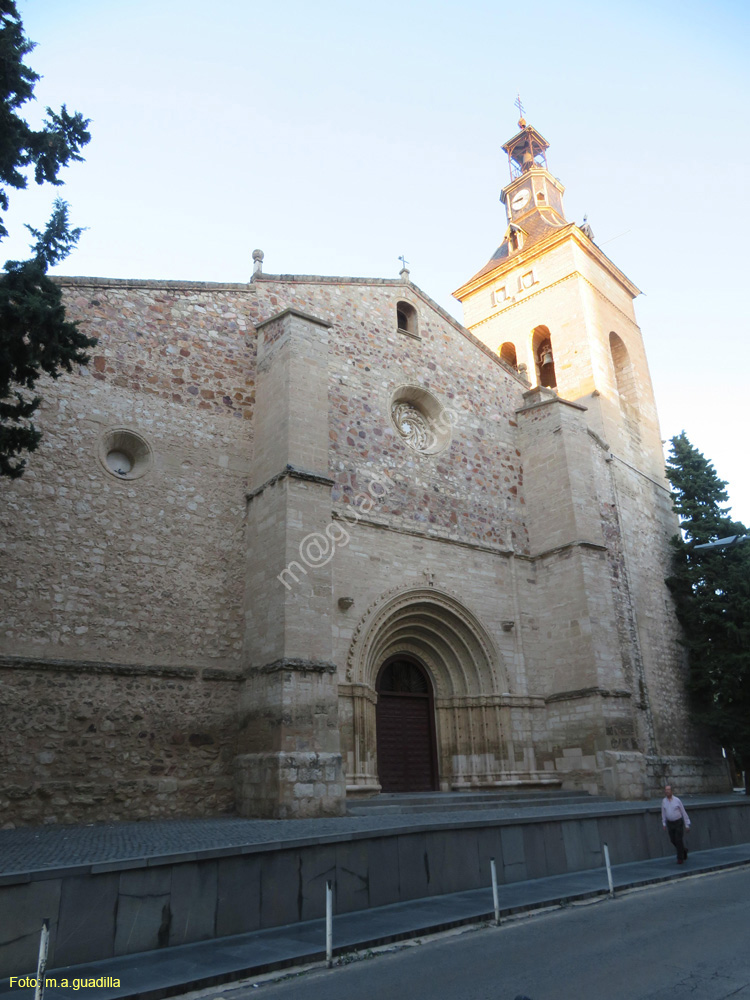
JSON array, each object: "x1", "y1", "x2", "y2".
[{"x1": 347, "y1": 789, "x2": 609, "y2": 815}]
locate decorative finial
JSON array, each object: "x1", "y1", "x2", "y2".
[
  {"x1": 252, "y1": 248, "x2": 264, "y2": 276},
  {"x1": 515, "y1": 93, "x2": 526, "y2": 129},
  {"x1": 580, "y1": 215, "x2": 595, "y2": 241},
  {"x1": 398, "y1": 254, "x2": 410, "y2": 279}
]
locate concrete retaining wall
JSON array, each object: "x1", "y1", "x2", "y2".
[{"x1": 2, "y1": 799, "x2": 749, "y2": 977}]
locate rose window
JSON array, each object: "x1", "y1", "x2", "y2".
[
  {"x1": 392, "y1": 401, "x2": 434, "y2": 452},
  {"x1": 389, "y1": 385, "x2": 451, "y2": 455}
]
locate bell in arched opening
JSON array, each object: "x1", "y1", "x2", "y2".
[{"x1": 537, "y1": 339, "x2": 557, "y2": 388}]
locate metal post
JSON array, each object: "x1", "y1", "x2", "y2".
[
  {"x1": 490, "y1": 857, "x2": 500, "y2": 926},
  {"x1": 603, "y1": 843, "x2": 614, "y2": 897},
  {"x1": 34, "y1": 919, "x2": 50, "y2": 1000},
  {"x1": 325, "y1": 880, "x2": 333, "y2": 968}
]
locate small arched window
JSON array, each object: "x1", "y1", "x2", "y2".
[
  {"x1": 396, "y1": 300, "x2": 419, "y2": 338},
  {"x1": 532, "y1": 325, "x2": 557, "y2": 388},
  {"x1": 500, "y1": 342, "x2": 517, "y2": 369}
]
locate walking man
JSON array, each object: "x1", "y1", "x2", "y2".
[{"x1": 661, "y1": 784, "x2": 690, "y2": 864}]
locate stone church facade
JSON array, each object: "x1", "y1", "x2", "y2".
[{"x1": 0, "y1": 122, "x2": 730, "y2": 824}]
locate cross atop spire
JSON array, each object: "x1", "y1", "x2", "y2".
[{"x1": 514, "y1": 93, "x2": 527, "y2": 128}]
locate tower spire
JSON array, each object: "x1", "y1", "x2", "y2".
[{"x1": 498, "y1": 119, "x2": 565, "y2": 228}]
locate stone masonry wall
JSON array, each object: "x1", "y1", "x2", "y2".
[
  {"x1": 0, "y1": 279, "x2": 254, "y2": 667},
  {"x1": 248, "y1": 275, "x2": 530, "y2": 554},
  {"x1": 609, "y1": 459, "x2": 712, "y2": 759},
  {"x1": 0, "y1": 660, "x2": 240, "y2": 825},
  {"x1": 63, "y1": 279, "x2": 258, "y2": 422},
  {"x1": 0, "y1": 279, "x2": 257, "y2": 824}
]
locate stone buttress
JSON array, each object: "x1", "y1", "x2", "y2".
[{"x1": 235, "y1": 308, "x2": 345, "y2": 818}]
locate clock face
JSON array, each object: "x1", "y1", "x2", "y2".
[{"x1": 511, "y1": 187, "x2": 531, "y2": 212}]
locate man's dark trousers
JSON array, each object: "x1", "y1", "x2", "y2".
[{"x1": 667, "y1": 818, "x2": 687, "y2": 861}]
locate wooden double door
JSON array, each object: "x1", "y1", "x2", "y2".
[{"x1": 375, "y1": 657, "x2": 438, "y2": 793}]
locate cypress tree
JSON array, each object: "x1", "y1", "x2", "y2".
[
  {"x1": 0, "y1": 1, "x2": 96, "y2": 478},
  {"x1": 666, "y1": 433, "x2": 750, "y2": 792}
]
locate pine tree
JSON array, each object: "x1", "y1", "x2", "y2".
[
  {"x1": 665, "y1": 433, "x2": 750, "y2": 792},
  {"x1": 0, "y1": 0, "x2": 96, "y2": 478}
]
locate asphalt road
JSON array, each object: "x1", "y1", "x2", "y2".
[{"x1": 202, "y1": 865, "x2": 750, "y2": 1000}]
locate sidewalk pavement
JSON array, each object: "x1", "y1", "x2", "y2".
[
  {"x1": 0, "y1": 795, "x2": 742, "y2": 877},
  {"x1": 1, "y1": 841, "x2": 749, "y2": 1000}
]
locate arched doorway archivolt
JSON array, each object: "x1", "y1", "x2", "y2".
[
  {"x1": 343, "y1": 587, "x2": 509, "y2": 794},
  {"x1": 346, "y1": 586, "x2": 506, "y2": 697}
]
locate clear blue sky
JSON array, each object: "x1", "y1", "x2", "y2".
[{"x1": 9, "y1": 0, "x2": 750, "y2": 522}]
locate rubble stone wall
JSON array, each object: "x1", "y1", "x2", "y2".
[{"x1": 0, "y1": 657, "x2": 240, "y2": 825}]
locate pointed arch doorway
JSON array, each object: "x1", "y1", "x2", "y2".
[{"x1": 376, "y1": 656, "x2": 438, "y2": 792}]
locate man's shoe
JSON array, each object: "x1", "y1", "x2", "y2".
[{"x1": 677, "y1": 858, "x2": 683, "y2": 864}]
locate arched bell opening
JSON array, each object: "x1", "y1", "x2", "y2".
[
  {"x1": 532, "y1": 325, "x2": 557, "y2": 388},
  {"x1": 500, "y1": 341, "x2": 518, "y2": 369},
  {"x1": 375, "y1": 655, "x2": 439, "y2": 793}
]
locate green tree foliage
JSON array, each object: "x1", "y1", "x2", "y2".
[
  {"x1": 0, "y1": 0, "x2": 96, "y2": 478},
  {"x1": 666, "y1": 432, "x2": 750, "y2": 791}
]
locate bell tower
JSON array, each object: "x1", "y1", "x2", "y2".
[
  {"x1": 453, "y1": 116, "x2": 665, "y2": 479},
  {"x1": 453, "y1": 115, "x2": 704, "y2": 796},
  {"x1": 501, "y1": 121, "x2": 566, "y2": 226}
]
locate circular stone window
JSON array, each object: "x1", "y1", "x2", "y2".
[
  {"x1": 390, "y1": 385, "x2": 451, "y2": 455},
  {"x1": 99, "y1": 429, "x2": 153, "y2": 480}
]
